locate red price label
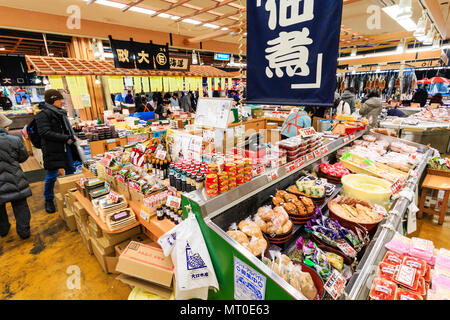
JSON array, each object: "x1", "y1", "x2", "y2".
[
  {"x1": 336, "y1": 239, "x2": 357, "y2": 257},
  {"x1": 166, "y1": 195, "x2": 181, "y2": 209},
  {"x1": 254, "y1": 165, "x2": 265, "y2": 176},
  {"x1": 168, "y1": 186, "x2": 177, "y2": 196},
  {"x1": 391, "y1": 179, "x2": 403, "y2": 194},
  {"x1": 295, "y1": 157, "x2": 306, "y2": 169},
  {"x1": 285, "y1": 162, "x2": 297, "y2": 174},
  {"x1": 267, "y1": 170, "x2": 279, "y2": 182},
  {"x1": 314, "y1": 149, "x2": 322, "y2": 158},
  {"x1": 321, "y1": 146, "x2": 329, "y2": 155},
  {"x1": 350, "y1": 134, "x2": 356, "y2": 140},
  {"x1": 324, "y1": 270, "x2": 347, "y2": 300},
  {"x1": 105, "y1": 167, "x2": 112, "y2": 177},
  {"x1": 306, "y1": 153, "x2": 314, "y2": 162},
  {"x1": 343, "y1": 136, "x2": 350, "y2": 143},
  {"x1": 108, "y1": 190, "x2": 120, "y2": 202}
]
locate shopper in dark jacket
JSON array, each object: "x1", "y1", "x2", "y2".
[
  {"x1": 0, "y1": 91, "x2": 13, "y2": 111},
  {"x1": 340, "y1": 88, "x2": 357, "y2": 114},
  {"x1": 35, "y1": 90, "x2": 81, "y2": 213},
  {"x1": 360, "y1": 91, "x2": 383, "y2": 127},
  {"x1": 412, "y1": 85, "x2": 429, "y2": 107},
  {"x1": 0, "y1": 113, "x2": 32, "y2": 239}
]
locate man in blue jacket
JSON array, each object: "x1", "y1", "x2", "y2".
[{"x1": 281, "y1": 108, "x2": 312, "y2": 139}]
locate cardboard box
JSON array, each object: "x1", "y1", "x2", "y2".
[
  {"x1": 116, "y1": 274, "x2": 173, "y2": 299},
  {"x1": 73, "y1": 201, "x2": 87, "y2": 217},
  {"x1": 102, "y1": 226, "x2": 141, "y2": 247},
  {"x1": 55, "y1": 193, "x2": 64, "y2": 220},
  {"x1": 91, "y1": 236, "x2": 119, "y2": 274},
  {"x1": 56, "y1": 173, "x2": 84, "y2": 197},
  {"x1": 66, "y1": 188, "x2": 78, "y2": 213},
  {"x1": 129, "y1": 188, "x2": 145, "y2": 204},
  {"x1": 93, "y1": 237, "x2": 115, "y2": 256},
  {"x1": 115, "y1": 241, "x2": 174, "y2": 288},
  {"x1": 88, "y1": 222, "x2": 103, "y2": 240},
  {"x1": 114, "y1": 233, "x2": 154, "y2": 256},
  {"x1": 79, "y1": 227, "x2": 93, "y2": 255},
  {"x1": 62, "y1": 208, "x2": 77, "y2": 232},
  {"x1": 116, "y1": 180, "x2": 131, "y2": 200}
]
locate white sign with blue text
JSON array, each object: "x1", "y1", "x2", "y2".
[{"x1": 234, "y1": 256, "x2": 267, "y2": 300}]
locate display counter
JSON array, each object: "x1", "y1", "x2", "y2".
[
  {"x1": 4, "y1": 113, "x2": 34, "y2": 130},
  {"x1": 182, "y1": 130, "x2": 433, "y2": 300}
]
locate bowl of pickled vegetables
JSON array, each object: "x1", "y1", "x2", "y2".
[{"x1": 341, "y1": 174, "x2": 392, "y2": 207}]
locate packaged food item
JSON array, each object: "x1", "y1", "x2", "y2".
[
  {"x1": 393, "y1": 264, "x2": 419, "y2": 291},
  {"x1": 409, "y1": 237, "x2": 434, "y2": 261},
  {"x1": 377, "y1": 262, "x2": 397, "y2": 282},
  {"x1": 326, "y1": 252, "x2": 343, "y2": 271},
  {"x1": 382, "y1": 251, "x2": 404, "y2": 267},
  {"x1": 238, "y1": 217, "x2": 263, "y2": 239},
  {"x1": 385, "y1": 233, "x2": 411, "y2": 256},
  {"x1": 226, "y1": 230, "x2": 249, "y2": 246},
  {"x1": 403, "y1": 256, "x2": 427, "y2": 277},
  {"x1": 435, "y1": 248, "x2": 450, "y2": 273},
  {"x1": 247, "y1": 236, "x2": 267, "y2": 257},
  {"x1": 369, "y1": 277, "x2": 397, "y2": 300},
  {"x1": 395, "y1": 287, "x2": 423, "y2": 300}
]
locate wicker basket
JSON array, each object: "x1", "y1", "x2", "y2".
[{"x1": 427, "y1": 168, "x2": 450, "y2": 178}]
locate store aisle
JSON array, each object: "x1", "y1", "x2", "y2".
[
  {"x1": 0, "y1": 182, "x2": 131, "y2": 300},
  {"x1": 413, "y1": 213, "x2": 450, "y2": 250}
]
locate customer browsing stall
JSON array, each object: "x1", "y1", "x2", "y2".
[
  {"x1": 0, "y1": 113, "x2": 32, "y2": 239},
  {"x1": 359, "y1": 91, "x2": 383, "y2": 127},
  {"x1": 280, "y1": 108, "x2": 312, "y2": 139},
  {"x1": 35, "y1": 90, "x2": 81, "y2": 213}
]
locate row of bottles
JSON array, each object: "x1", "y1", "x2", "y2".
[{"x1": 156, "y1": 204, "x2": 183, "y2": 225}]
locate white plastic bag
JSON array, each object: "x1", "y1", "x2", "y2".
[{"x1": 158, "y1": 210, "x2": 219, "y2": 300}]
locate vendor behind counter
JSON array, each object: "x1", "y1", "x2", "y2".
[{"x1": 280, "y1": 108, "x2": 312, "y2": 139}]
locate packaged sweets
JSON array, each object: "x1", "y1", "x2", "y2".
[
  {"x1": 409, "y1": 237, "x2": 434, "y2": 261},
  {"x1": 377, "y1": 262, "x2": 397, "y2": 282},
  {"x1": 385, "y1": 233, "x2": 411, "y2": 256},
  {"x1": 383, "y1": 251, "x2": 404, "y2": 266},
  {"x1": 395, "y1": 287, "x2": 423, "y2": 300},
  {"x1": 369, "y1": 278, "x2": 397, "y2": 300},
  {"x1": 325, "y1": 252, "x2": 343, "y2": 271}
]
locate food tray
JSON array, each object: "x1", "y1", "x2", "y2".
[
  {"x1": 298, "y1": 192, "x2": 326, "y2": 206},
  {"x1": 292, "y1": 262, "x2": 325, "y2": 300},
  {"x1": 262, "y1": 225, "x2": 294, "y2": 244},
  {"x1": 317, "y1": 170, "x2": 342, "y2": 185},
  {"x1": 288, "y1": 212, "x2": 314, "y2": 225}
]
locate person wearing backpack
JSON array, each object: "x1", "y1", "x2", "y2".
[
  {"x1": 34, "y1": 90, "x2": 81, "y2": 213},
  {"x1": 336, "y1": 99, "x2": 352, "y2": 116},
  {"x1": 0, "y1": 113, "x2": 32, "y2": 239}
]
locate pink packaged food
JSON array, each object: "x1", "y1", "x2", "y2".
[
  {"x1": 403, "y1": 256, "x2": 427, "y2": 277},
  {"x1": 393, "y1": 265, "x2": 420, "y2": 292},
  {"x1": 436, "y1": 248, "x2": 450, "y2": 272},
  {"x1": 377, "y1": 262, "x2": 397, "y2": 282},
  {"x1": 409, "y1": 237, "x2": 434, "y2": 261},
  {"x1": 385, "y1": 233, "x2": 411, "y2": 256},
  {"x1": 383, "y1": 251, "x2": 404, "y2": 266}
]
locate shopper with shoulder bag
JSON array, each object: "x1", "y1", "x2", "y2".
[
  {"x1": 35, "y1": 90, "x2": 81, "y2": 213},
  {"x1": 336, "y1": 100, "x2": 352, "y2": 116},
  {"x1": 0, "y1": 114, "x2": 32, "y2": 239}
]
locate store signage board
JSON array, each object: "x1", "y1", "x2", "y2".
[
  {"x1": 233, "y1": 257, "x2": 266, "y2": 300},
  {"x1": 324, "y1": 270, "x2": 346, "y2": 300},
  {"x1": 169, "y1": 57, "x2": 189, "y2": 70},
  {"x1": 194, "y1": 98, "x2": 233, "y2": 130},
  {"x1": 299, "y1": 127, "x2": 316, "y2": 138},
  {"x1": 246, "y1": 0, "x2": 343, "y2": 107},
  {"x1": 214, "y1": 52, "x2": 231, "y2": 61}
]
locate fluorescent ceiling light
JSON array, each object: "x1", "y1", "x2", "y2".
[
  {"x1": 338, "y1": 45, "x2": 446, "y2": 61},
  {"x1": 183, "y1": 19, "x2": 202, "y2": 25},
  {"x1": 171, "y1": 16, "x2": 180, "y2": 20},
  {"x1": 204, "y1": 23, "x2": 220, "y2": 29},
  {"x1": 221, "y1": 27, "x2": 229, "y2": 31},
  {"x1": 128, "y1": 6, "x2": 156, "y2": 15},
  {"x1": 158, "y1": 13, "x2": 172, "y2": 18},
  {"x1": 382, "y1": 5, "x2": 417, "y2": 31},
  {"x1": 94, "y1": 0, "x2": 126, "y2": 9},
  {"x1": 0, "y1": 48, "x2": 5, "y2": 51}
]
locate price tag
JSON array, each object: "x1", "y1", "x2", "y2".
[
  {"x1": 267, "y1": 170, "x2": 279, "y2": 182},
  {"x1": 321, "y1": 146, "x2": 329, "y2": 155},
  {"x1": 324, "y1": 270, "x2": 347, "y2": 300},
  {"x1": 394, "y1": 265, "x2": 417, "y2": 288},
  {"x1": 116, "y1": 175, "x2": 125, "y2": 184},
  {"x1": 128, "y1": 180, "x2": 142, "y2": 192},
  {"x1": 336, "y1": 239, "x2": 357, "y2": 258},
  {"x1": 391, "y1": 179, "x2": 403, "y2": 194},
  {"x1": 305, "y1": 153, "x2": 314, "y2": 162},
  {"x1": 156, "y1": 149, "x2": 167, "y2": 160},
  {"x1": 295, "y1": 157, "x2": 306, "y2": 169},
  {"x1": 343, "y1": 136, "x2": 350, "y2": 143},
  {"x1": 105, "y1": 181, "x2": 110, "y2": 192},
  {"x1": 140, "y1": 209, "x2": 149, "y2": 222},
  {"x1": 106, "y1": 139, "x2": 116, "y2": 144},
  {"x1": 299, "y1": 127, "x2": 316, "y2": 138},
  {"x1": 350, "y1": 134, "x2": 356, "y2": 140},
  {"x1": 253, "y1": 165, "x2": 265, "y2": 176},
  {"x1": 105, "y1": 167, "x2": 112, "y2": 177},
  {"x1": 78, "y1": 139, "x2": 89, "y2": 147},
  {"x1": 108, "y1": 190, "x2": 120, "y2": 202},
  {"x1": 285, "y1": 162, "x2": 297, "y2": 174},
  {"x1": 166, "y1": 195, "x2": 181, "y2": 209},
  {"x1": 271, "y1": 158, "x2": 283, "y2": 168},
  {"x1": 313, "y1": 149, "x2": 322, "y2": 158}
]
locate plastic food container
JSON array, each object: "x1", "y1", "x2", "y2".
[
  {"x1": 395, "y1": 287, "x2": 423, "y2": 300},
  {"x1": 377, "y1": 262, "x2": 397, "y2": 281},
  {"x1": 369, "y1": 278, "x2": 397, "y2": 300},
  {"x1": 383, "y1": 251, "x2": 404, "y2": 266},
  {"x1": 341, "y1": 174, "x2": 392, "y2": 207},
  {"x1": 403, "y1": 256, "x2": 427, "y2": 277}
]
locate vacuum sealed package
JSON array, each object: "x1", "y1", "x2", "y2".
[{"x1": 369, "y1": 277, "x2": 397, "y2": 300}]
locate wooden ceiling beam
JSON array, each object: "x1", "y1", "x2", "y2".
[
  {"x1": 177, "y1": 0, "x2": 235, "y2": 22},
  {"x1": 122, "y1": 0, "x2": 144, "y2": 12},
  {"x1": 149, "y1": 0, "x2": 191, "y2": 18},
  {"x1": 201, "y1": 9, "x2": 243, "y2": 24}
]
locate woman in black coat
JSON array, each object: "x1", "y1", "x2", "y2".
[
  {"x1": 0, "y1": 114, "x2": 32, "y2": 239},
  {"x1": 35, "y1": 90, "x2": 81, "y2": 213}
]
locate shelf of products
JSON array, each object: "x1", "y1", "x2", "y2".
[{"x1": 182, "y1": 130, "x2": 434, "y2": 300}]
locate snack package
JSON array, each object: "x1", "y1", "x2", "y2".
[
  {"x1": 239, "y1": 217, "x2": 263, "y2": 239},
  {"x1": 395, "y1": 287, "x2": 423, "y2": 300},
  {"x1": 403, "y1": 256, "x2": 427, "y2": 277},
  {"x1": 435, "y1": 248, "x2": 450, "y2": 273},
  {"x1": 247, "y1": 236, "x2": 267, "y2": 257},
  {"x1": 257, "y1": 206, "x2": 275, "y2": 222},
  {"x1": 369, "y1": 277, "x2": 397, "y2": 300},
  {"x1": 326, "y1": 252, "x2": 344, "y2": 271},
  {"x1": 382, "y1": 251, "x2": 404, "y2": 267},
  {"x1": 226, "y1": 230, "x2": 249, "y2": 246},
  {"x1": 409, "y1": 237, "x2": 434, "y2": 261},
  {"x1": 377, "y1": 262, "x2": 397, "y2": 282}
]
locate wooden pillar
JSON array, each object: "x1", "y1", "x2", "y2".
[{"x1": 68, "y1": 37, "x2": 106, "y2": 121}]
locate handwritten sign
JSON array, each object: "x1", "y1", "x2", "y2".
[
  {"x1": 313, "y1": 149, "x2": 322, "y2": 158},
  {"x1": 156, "y1": 149, "x2": 167, "y2": 161},
  {"x1": 116, "y1": 175, "x2": 125, "y2": 184},
  {"x1": 108, "y1": 190, "x2": 120, "y2": 202},
  {"x1": 299, "y1": 127, "x2": 317, "y2": 138},
  {"x1": 336, "y1": 239, "x2": 357, "y2": 258},
  {"x1": 267, "y1": 170, "x2": 279, "y2": 182},
  {"x1": 324, "y1": 270, "x2": 347, "y2": 300},
  {"x1": 253, "y1": 165, "x2": 265, "y2": 177},
  {"x1": 285, "y1": 162, "x2": 297, "y2": 174}
]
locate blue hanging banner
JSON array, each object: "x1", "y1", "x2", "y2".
[{"x1": 246, "y1": 0, "x2": 343, "y2": 107}]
